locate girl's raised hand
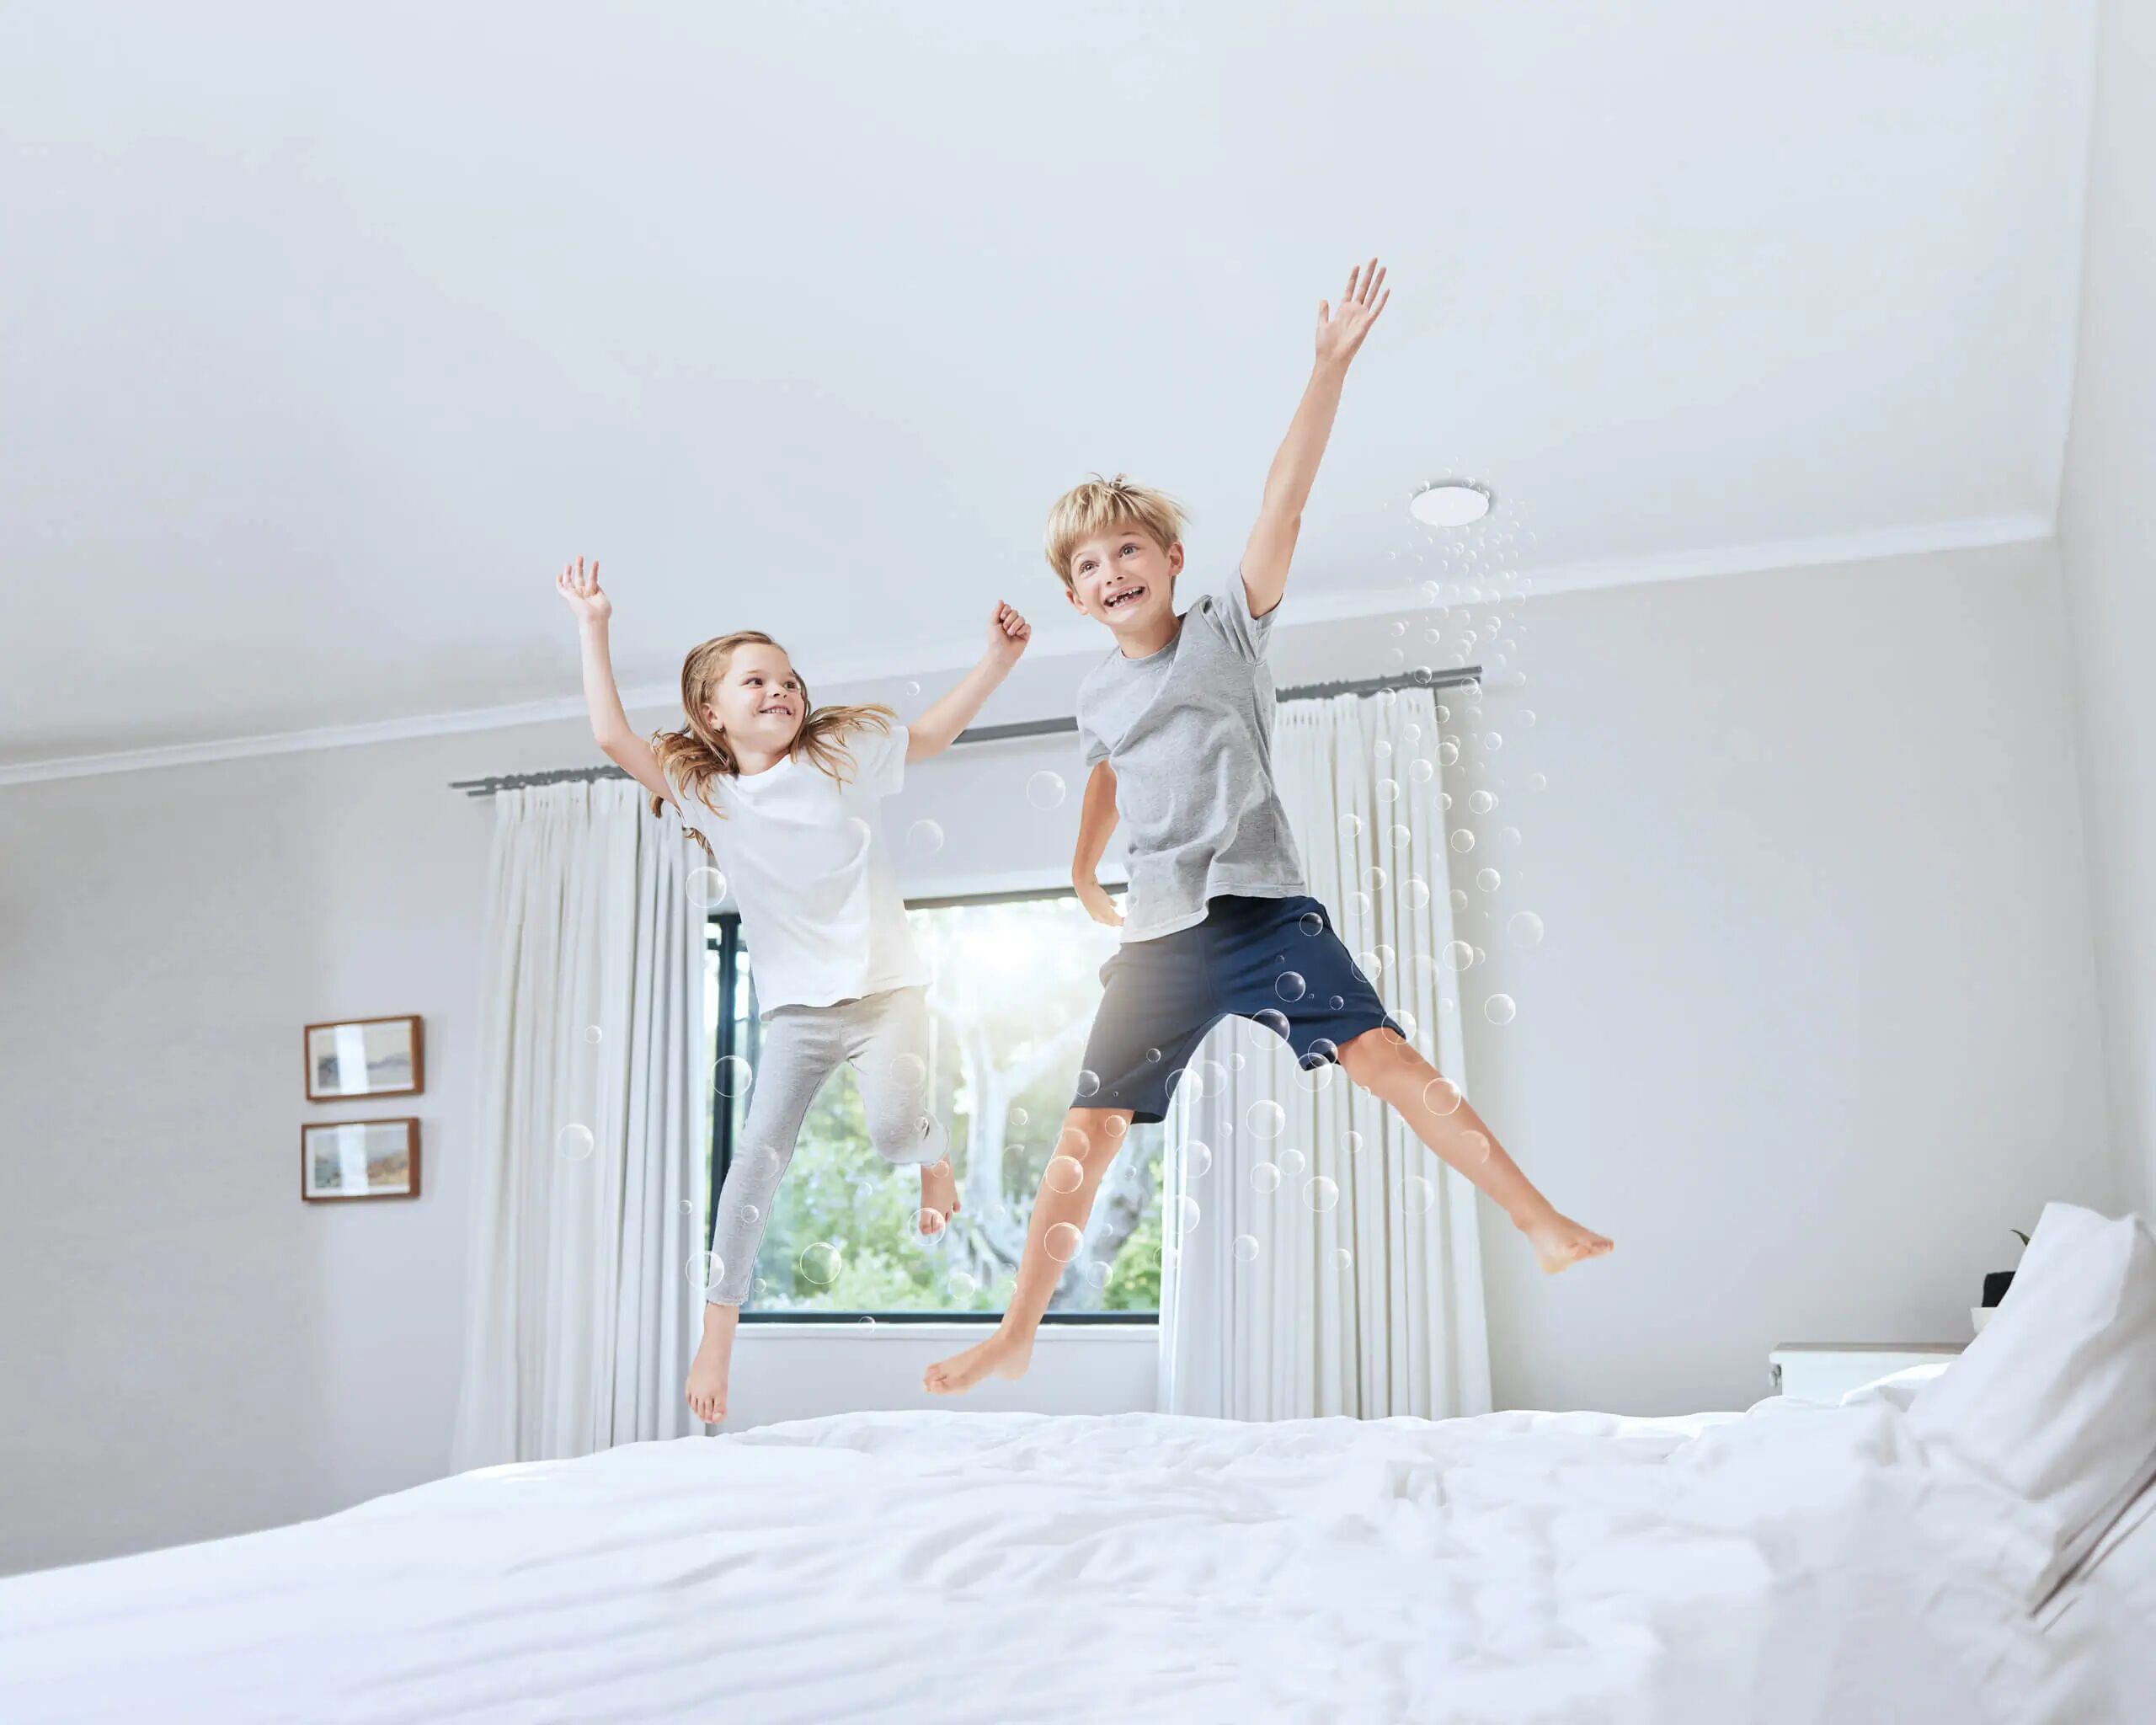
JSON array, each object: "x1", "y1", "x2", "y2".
[
  {"x1": 555, "y1": 556, "x2": 611, "y2": 625},
  {"x1": 989, "y1": 601, "x2": 1032, "y2": 665}
]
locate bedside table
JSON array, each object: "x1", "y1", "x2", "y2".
[{"x1": 1768, "y1": 1343, "x2": 1964, "y2": 1402}]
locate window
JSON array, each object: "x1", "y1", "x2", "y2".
[{"x1": 702, "y1": 887, "x2": 1163, "y2": 1322}]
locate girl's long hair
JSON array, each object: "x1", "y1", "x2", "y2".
[{"x1": 647, "y1": 631, "x2": 895, "y2": 848}]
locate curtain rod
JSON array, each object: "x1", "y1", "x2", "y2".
[{"x1": 447, "y1": 665, "x2": 1481, "y2": 798}]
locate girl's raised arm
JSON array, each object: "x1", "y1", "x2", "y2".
[{"x1": 555, "y1": 557, "x2": 675, "y2": 807}]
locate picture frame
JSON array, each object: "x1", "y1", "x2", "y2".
[
  {"x1": 304, "y1": 1014, "x2": 424, "y2": 1101},
  {"x1": 302, "y1": 1118, "x2": 421, "y2": 1202}
]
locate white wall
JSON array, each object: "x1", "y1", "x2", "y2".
[
  {"x1": 2057, "y1": 0, "x2": 2156, "y2": 1216},
  {"x1": 0, "y1": 535, "x2": 2111, "y2": 1571}
]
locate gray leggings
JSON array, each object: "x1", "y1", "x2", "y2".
[{"x1": 707, "y1": 985, "x2": 947, "y2": 1306}]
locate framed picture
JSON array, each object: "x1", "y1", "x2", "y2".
[
  {"x1": 302, "y1": 1119, "x2": 421, "y2": 1202},
  {"x1": 305, "y1": 1015, "x2": 424, "y2": 1101}
]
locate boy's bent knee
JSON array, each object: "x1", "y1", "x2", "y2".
[{"x1": 1338, "y1": 1026, "x2": 1422, "y2": 1091}]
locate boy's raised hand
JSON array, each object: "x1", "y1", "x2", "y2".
[
  {"x1": 988, "y1": 600, "x2": 1033, "y2": 665},
  {"x1": 556, "y1": 555, "x2": 611, "y2": 625},
  {"x1": 1315, "y1": 257, "x2": 1390, "y2": 371}
]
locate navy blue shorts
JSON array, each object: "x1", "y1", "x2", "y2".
[{"x1": 1072, "y1": 894, "x2": 1401, "y2": 1124}]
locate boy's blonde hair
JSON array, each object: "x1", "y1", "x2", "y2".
[
  {"x1": 647, "y1": 629, "x2": 894, "y2": 855},
  {"x1": 1043, "y1": 474, "x2": 1187, "y2": 590}
]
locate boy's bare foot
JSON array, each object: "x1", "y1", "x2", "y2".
[
  {"x1": 923, "y1": 1325, "x2": 1034, "y2": 1396},
  {"x1": 1524, "y1": 1214, "x2": 1614, "y2": 1274},
  {"x1": 918, "y1": 1156, "x2": 961, "y2": 1236},
  {"x1": 685, "y1": 1302, "x2": 739, "y2": 1424}
]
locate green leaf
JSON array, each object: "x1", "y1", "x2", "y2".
[{"x1": 2011, "y1": 1229, "x2": 2030, "y2": 1247}]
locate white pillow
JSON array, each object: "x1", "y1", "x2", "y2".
[{"x1": 1907, "y1": 1202, "x2": 2156, "y2": 1603}]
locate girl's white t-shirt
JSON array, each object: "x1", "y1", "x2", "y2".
[{"x1": 665, "y1": 724, "x2": 927, "y2": 1015}]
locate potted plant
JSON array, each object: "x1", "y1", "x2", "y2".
[{"x1": 1972, "y1": 1228, "x2": 2031, "y2": 1334}]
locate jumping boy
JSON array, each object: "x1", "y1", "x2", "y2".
[{"x1": 925, "y1": 259, "x2": 1610, "y2": 1396}]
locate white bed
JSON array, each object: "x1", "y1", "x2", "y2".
[{"x1": 3, "y1": 1204, "x2": 2147, "y2": 1724}]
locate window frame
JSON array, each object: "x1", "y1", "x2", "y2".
[{"x1": 707, "y1": 881, "x2": 1157, "y2": 1327}]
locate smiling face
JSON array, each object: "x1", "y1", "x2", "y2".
[
  {"x1": 1063, "y1": 523, "x2": 1182, "y2": 639},
  {"x1": 700, "y1": 642, "x2": 804, "y2": 754}
]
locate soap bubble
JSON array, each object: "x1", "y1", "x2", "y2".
[
  {"x1": 1364, "y1": 865, "x2": 1389, "y2": 894},
  {"x1": 1304, "y1": 1176, "x2": 1340, "y2": 1213},
  {"x1": 686, "y1": 868, "x2": 729, "y2": 910},
  {"x1": 1104, "y1": 1115, "x2": 1127, "y2": 1139},
  {"x1": 951, "y1": 1270, "x2": 978, "y2": 1298},
  {"x1": 1045, "y1": 1154, "x2": 1085, "y2": 1194},
  {"x1": 1342, "y1": 1130, "x2": 1365, "y2": 1156},
  {"x1": 1438, "y1": 739, "x2": 1460, "y2": 766},
  {"x1": 582, "y1": 1024, "x2": 604, "y2": 1046},
  {"x1": 1086, "y1": 1260, "x2": 1110, "y2": 1288},
  {"x1": 1376, "y1": 778, "x2": 1402, "y2": 805},
  {"x1": 1460, "y1": 1130, "x2": 1493, "y2": 1164},
  {"x1": 1355, "y1": 950, "x2": 1384, "y2": 981},
  {"x1": 1247, "y1": 1099, "x2": 1288, "y2": 1140},
  {"x1": 1341, "y1": 812, "x2": 1365, "y2": 840},
  {"x1": 1252, "y1": 1162, "x2": 1283, "y2": 1194},
  {"x1": 1186, "y1": 1140, "x2": 1214, "y2": 1178},
  {"x1": 1484, "y1": 994, "x2": 1518, "y2": 1026},
  {"x1": 1422, "y1": 1076, "x2": 1464, "y2": 1116},
  {"x1": 1528, "y1": 772, "x2": 1549, "y2": 792},
  {"x1": 1405, "y1": 877, "x2": 1431, "y2": 910},
  {"x1": 1469, "y1": 789, "x2": 1497, "y2": 814},
  {"x1": 1348, "y1": 890, "x2": 1373, "y2": 921},
  {"x1": 1248, "y1": 1009, "x2": 1291, "y2": 1044},
  {"x1": 1450, "y1": 829, "x2": 1476, "y2": 853},
  {"x1": 1027, "y1": 771, "x2": 1067, "y2": 809},
  {"x1": 1408, "y1": 757, "x2": 1435, "y2": 786},
  {"x1": 1054, "y1": 1124, "x2": 1092, "y2": 1161},
  {"x1": 1328, "y1": 994, "x2": 1345, "y2": 1010},
  {"x1": 1476, "y1": 868, "x2": 1502, "y2": 892},
  {"x1": 1275, "y1": 971, "x2": 1307, "y2": 1003},
  {"x1": 1500, "y1": 825, "x2": 1523, "y2": 849},
  {"x1": 1181, "y1": 1057, "x2": 1230, "y2": 1099},
  {"x1": 1166, "y1": 1197, "x2": 1201, "y2": 1239},
  {"x1": 1145, "y1": 1046, "x2": 1164, "y2": 1064},
  {"x1": 1047, "y1": 1221, "x2": 1086, "y2": 1261},
  {"x1": 557, "y1": 1124, "x2": 595, "y2": 1161},
  {"x1": 1279, "y1": 1146, "x2": 1307, "y2": 1178},
  {"x1": 1075, "y1": 1069, "x2": 1101, "y2": 1098},
  {"x1": 1484, "y1": 732, "x2": 1503, "y2": 751},
  {"x1": 1011, "y1": 1105, "x2": 1029, "y2": 1127},
  {"x1": 906, "y1": 820, "x2": 945, "y2": 857},
  {"x1": 1333, "y1": 1247, "x2": 1354, "y2": 1271},
  {"x1": 1299, "y1": 911, "x2": 1326, "y2": 937},
  {"x1": 713, "y1": 1055, "x2": 754, "y2": 1097},
  {"x1": 1234, "y1": 1234, "x2": 1262, "y2": 1264},
  {"x1": 905, "y1": 680, "x2": 922, "y2": 696},
  {"x1": 686, "y1": 1251, "x2": 723, "y2": 1292},
  {"x1": 1508, "y1": 911, "x2": 1545, "y2": 949},
  {"x1": 798, "y1": 1242, "x2": 842, "y2": 1284},
  {"x1": 1401, "y1": 1175, "x2": 1437, "y2": 1215},
  {"x1": 742, "y1": 1203, "x2": 761, "y2": 1226}
]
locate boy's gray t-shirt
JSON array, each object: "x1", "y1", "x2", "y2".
[{"x1": 1075, "y1": 568, "x2": 1307, "y2": 943}]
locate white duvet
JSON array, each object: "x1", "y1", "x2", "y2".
[{"x1": 0, "y1": 1399, "x2": 2095, "y2": 1724}]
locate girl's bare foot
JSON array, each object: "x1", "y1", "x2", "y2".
[
  {"x1": 1523, "y1": 1214, "x2": 1614, "y2": 1274},
  {"x1": 923, "y1": 1325, "x2": 1034, "y2": 1396},
  {"x1": 685, "y1": 1302, "x2": 739, "y2": 1424},
  {"x1": 918, "y1": 1156, "x2": 960, "y2": 1236}
]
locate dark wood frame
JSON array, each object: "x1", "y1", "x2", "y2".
[
  {"x1": 303, "y1": 1014, "x2": 425, "y2": 1102},
  {"x1": 302, "y1": 1117, "x2": 422, "y2": 1202}
]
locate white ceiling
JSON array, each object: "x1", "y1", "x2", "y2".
[{"x1": 0, "y1": 2, "x2": 2098, "y2": 769}]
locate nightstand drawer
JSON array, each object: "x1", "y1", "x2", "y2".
[{"x1": 1769, "y1": 1343, "x2": 1963, "y2": 1402}]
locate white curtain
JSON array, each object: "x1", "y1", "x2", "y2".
[
  {"x1": 451, "y1": 780, "x2": 706, "y2": 1469},
  {"x1": 1160, "y1": 690, "x2": 1492, "y2": 1421}
]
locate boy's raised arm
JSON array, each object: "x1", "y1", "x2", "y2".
[{"x1": 1241, "y1": 257, "x2": 1391, "y2": 620}]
